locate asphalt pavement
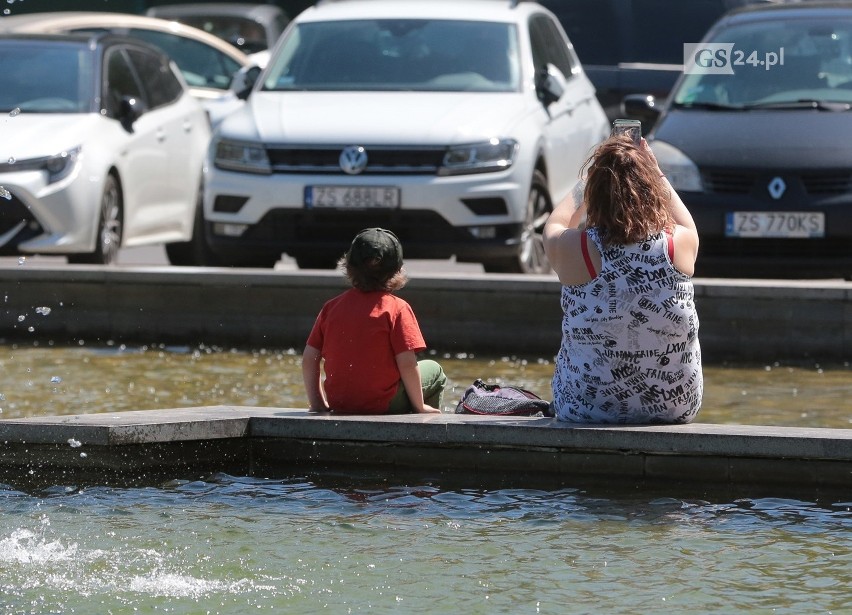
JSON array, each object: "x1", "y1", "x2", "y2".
[{"x1": 0, "y1": 245, "x2": 488, "y2": 274}]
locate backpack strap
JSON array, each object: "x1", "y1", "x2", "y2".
[{"x1": 581, "y1": 231, "x2": 597, "y2": 277}]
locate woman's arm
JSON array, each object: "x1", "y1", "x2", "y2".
[
  {"x1": 643, "y1": 140, "x2": 700, "y2": 274},
  {"x1": 395, "y1": 350, "x2": 441, "y2": 413},
  {"x1": 301, "y1": 344, "x2": 329, "y2": 412},
  {"x1": 544, "y1": 180, "x2": 597, "y2": 285}
]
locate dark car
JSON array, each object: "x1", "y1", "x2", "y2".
[
  {"x1": 627, "y1": 1, "x2": 852, "y2": 279},
  {"x1": 539, "y1": 0, "x2": 770, "y2": 125}
]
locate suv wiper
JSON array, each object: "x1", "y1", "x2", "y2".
[
  {"x1": 671, "y1": 101, "x2": 742, "y2": 111},
  {"x1": 742, "y1": 99, "x2": 852, "y2": 111}
]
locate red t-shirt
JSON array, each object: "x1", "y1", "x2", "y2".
[{"x1": 306, "y1": 288, "x2": 426, "y2": 414}]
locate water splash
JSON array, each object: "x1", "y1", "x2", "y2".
[
  {"x1": 67, "y1": 438, "x2": 81, "y2": 448},
  {"x1": 0, "y1": 528, "x2": 79, "y2": 565},
  {"x1": 0, "y1": 186, "x2": 10, "y2": 200},
  {"x1": 8, "y1": 107, "x2": 19, "y2": 117},
  {"x1": 36, "y1": 307, "x2": 52, "y2": 316}
]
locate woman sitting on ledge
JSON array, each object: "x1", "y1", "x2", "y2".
[{"x1": 543, "y1": 135, "x2": 702, "y2": 424}]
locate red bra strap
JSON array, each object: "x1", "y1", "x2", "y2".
[{"x1": 581, "y1": 232, "x2": 597, "y2": 277}]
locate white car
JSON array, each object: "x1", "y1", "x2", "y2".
[
  {"x1": 204, "y1": 0, "x2": 609, "y2": 272},
  {"x1": 0, "y1": 11, "x2": 255, "y2": 126},
  {"x1": 0, "y1": 33, "x2": 211, "y2": 265},
  {"x1": 146, "y1": 3, "x2": 290, "y2": 69}
]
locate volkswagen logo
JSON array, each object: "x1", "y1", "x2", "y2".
[
  {"x1": 767, "y1": 176, "x2": 786, "y2": 200},
  {"x1": 339, "y1": 145, "x2": 368, "y2": 175}
]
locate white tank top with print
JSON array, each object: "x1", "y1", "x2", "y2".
[{"x1": 551, "y1": 227, "x2": 703, "y2": 424}]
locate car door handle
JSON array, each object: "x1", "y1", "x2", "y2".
[
  {"x1": 156, "y1": 128, "x2": 166, "y2": 142},
  {"x1": 183, "y1": 120, "x2": 193, "y2": 133}
]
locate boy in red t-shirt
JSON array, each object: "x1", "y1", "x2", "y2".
[{"x1": 302, "y1": 228, "x2": 446, "y2": 414}]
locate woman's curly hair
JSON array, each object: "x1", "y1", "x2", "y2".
[{"x1": 583, "y1": 134, "x2": 673, "y2": 247}]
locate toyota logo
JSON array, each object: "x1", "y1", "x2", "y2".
[{"x1": 339, "y1": 145, "x2": 368, "y2": 175}]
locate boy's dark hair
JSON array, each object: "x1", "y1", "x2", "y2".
[{"x1": 339, "y1": 228, "x2": 407, "y2": 292}]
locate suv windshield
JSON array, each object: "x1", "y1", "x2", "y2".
[
  {"x1": 0, "y1": 41, "x2": 92, "y2": 113},
  {"x1": 262, "y1": 19, "x2": 519, "y2": 92},
  {"x1": 673, "y1": 17, "x2": 852, "y2": 108}
]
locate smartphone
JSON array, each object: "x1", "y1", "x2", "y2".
[{"x1": 612, "y1": 119, "x2": 642, "y2": 145}]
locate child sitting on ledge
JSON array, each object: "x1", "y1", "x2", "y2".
[{"x1": 301, "y1": 228, "x2": 446, "y2": 414}]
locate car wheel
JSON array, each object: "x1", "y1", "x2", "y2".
[
  {"x1": 165, "y1": 180, "x2": 219, "y2": 266},
  {"x1": 483, "y1": 169, "x2": 552, "y2": 274},
  {"x1": 68, "y1": 174, "x2": 122, "y2": 265}
]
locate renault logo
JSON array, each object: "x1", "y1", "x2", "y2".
[
  {"x1": 767, "y1": 176, "x2": 786, "y2": 200},
  {"x1": 339, "y1": 145, "x2": 368, "y2": 175}
]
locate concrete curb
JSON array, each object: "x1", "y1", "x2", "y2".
[
  {"x1": 1, "y1": 266, "x2": 850, "y2": 361},
  {"x1": 1, "y1": 407, "x2": 850, "y2": 490}
]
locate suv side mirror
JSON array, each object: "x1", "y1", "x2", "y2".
[
  {"x1": 232, "y1": 65, "x2": 262, "y2": 100},
  {"x1": 622, "y1": 94, "x2": 661, "y2": 126},
  {"x1": 536, "y1": 63, "x2": 566, "y2": 107}
]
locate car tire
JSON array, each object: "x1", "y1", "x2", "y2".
[
  {"x1": 68, "y1": 173, "x2": 122, "y2": 265},
  {"x1": 165, "y1": 180, "x2": 220, "y2": 267},
  {"x1": 483, "y1": 168, "x2": 552, "y2": 274}
]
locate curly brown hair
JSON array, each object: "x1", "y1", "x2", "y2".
[
  {"x1": 338, "y1": 254, "x2": 408, "y2": 292},
  {"x1": 583, "y1": 134, "x2": 672, "y2": 247}
]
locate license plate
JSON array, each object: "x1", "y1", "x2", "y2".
[
  {"x1": 725, "y1": 212, "x2": 825, "y2": 238},
  {"x1": 305, "y1": 186, "x2": 400, "y2": 208}
]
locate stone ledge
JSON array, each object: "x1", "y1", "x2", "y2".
[{"x1": 1, "y1": 408, "x2": 850, "y2": 489}]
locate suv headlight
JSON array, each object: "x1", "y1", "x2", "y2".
[
  {"x1": 650, "y1": 140, "x2": 703, "y2": 192},
  {"x1": 214, "y1": 138, "x2": 272, "y2": 174},
  {"x1": 438, "y1": 138, "x2": 518, "y2": 176}
]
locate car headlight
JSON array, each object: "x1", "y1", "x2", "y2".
[
  {"x1": 45, "y1": 146, "x2": 81, "y2": 184},
  {"x1": 6, "y1": 146, "x2": 81, "y2": 184},
  {"x1": 438, "y1": 138, "x2": 518, "y2": 176},
  {"x1": 214, "y1": 138, "x2": 271, "y2": 174},
  {"x1": 650, "y1": 140, "x2": 703, "y2": 192}
]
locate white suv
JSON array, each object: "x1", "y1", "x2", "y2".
[{"x1": 204, "y1": 0, "x2": 608, "y2": 272}]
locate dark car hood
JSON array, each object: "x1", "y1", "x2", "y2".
[{"x1": 652, "y1": 108, "x2": 852, "y2": 169}]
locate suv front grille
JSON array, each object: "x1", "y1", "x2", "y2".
[
  {"x1": 266, "y1": 145, "x2": 447, "y2": 175},
  {"x1": 703, "y1": 170, "x2": 852, "y2": 196}
]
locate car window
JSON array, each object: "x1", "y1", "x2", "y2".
[
  {"x1": 126, "y1": 47, "x2": 184, "y2": 109},
  {"x1": 172, "y1": 15, "x2": 269, "y2": 54},
  {"x1": 529, "y1": 13, "x2": 576, "y2": 78},
  {"x1": 674, "y1": 17, "x2": 852, "y2": 106},
  {"x1": 105, "y1": 47, "x2": 145, "y2": 118},
  {"x1": 0, "y1": 40, "x2": 91, "y2": 113},
  {"x1": 262, "y1": 19, "x2": 520, "y2": 92},
  {"x1": 125, "y1": 28, "x2": 243, "y2": 90}
]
